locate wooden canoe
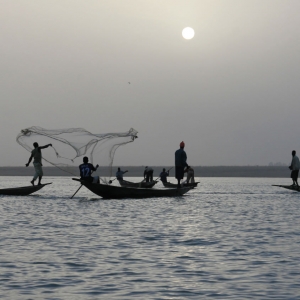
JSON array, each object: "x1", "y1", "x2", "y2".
[
  {"x1": 0, "y1": 183, "x2": 52, "y2": 196},
  {"x1": 72, "y1": 179, "x2": 193, "y2": 199},
  {"x1": 162, "y1": 181, "x2": 199, "y2": 188},
  {"x1": 118, "y1": 179, "x2": 157, "y2": 188},
  {"x1": 272, "y1": 185, "x2": 300, "y2": 192}
]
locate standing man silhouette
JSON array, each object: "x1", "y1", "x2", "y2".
[
  {"x1": 116, "y1": 167, "x2": 128, "y2": 182},
  {"x1": 289, "y1": 150, "x2": 300, "y2": 186},
  {"x1": 175, "y1": 141, "x2": 188, "y2": 188},
  {"x1": 144, "y1": 166, "x2": 154, "y2": 182},
  {"x1": 26, "y1": 142, "x2": 52, "y2": 186}
]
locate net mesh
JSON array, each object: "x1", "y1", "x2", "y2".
[{"x1": 16, "y1": 126, "x2": 138, "y2": 183}]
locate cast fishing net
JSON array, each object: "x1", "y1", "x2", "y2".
[{"x1": 16, "y1": 126, "x2": 138, "y2": 183}]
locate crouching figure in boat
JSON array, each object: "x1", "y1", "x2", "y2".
[
  {"x1": 184, "y1": 166, "x2": 195, "y2": 184},
  {"x1": 159, "y1": 168, "x2": 169, "y2": 183}
]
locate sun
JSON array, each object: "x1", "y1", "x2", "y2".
[{"x1": 182, "y1": 27, "x2": 195, "y2": 40}]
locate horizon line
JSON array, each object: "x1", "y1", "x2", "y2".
[{"x1": 0, "y1": 165, "x2": 288, "y2": 168}]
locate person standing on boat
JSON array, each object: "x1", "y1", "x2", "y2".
[
  {"x1": 144, "y1": 166, "x2": 153, "y2": 182},
  {"x1": 184, "y1": 166, "x2": 195, "y2": 184},
  {"x1": 289, "y1": 150, "x2": 300, "y2": 186},
  {"x1": 175, "y1": 141, "x2": 188, "y2": 188},
  {"x1": 159, "y1": 168, "x2": 169, "y2": 183},
  {"x1": 79, "y1": 156, "x2": 99, "y2": 183},
  {"x1": 25, "y1": 142, "x2": 52, "y2": 186},
  {"x1": 116, "y1": 167, "x2": 128, "y2": 182}
]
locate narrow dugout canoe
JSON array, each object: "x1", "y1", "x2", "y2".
[
  {"x1": 118, "y1": 179, "x2": 157, "y2": 188},
  {"x1": 0, "y1": 183, "x2": 52, "y2": 196},
  {"x1": 162, "y1": 181, "x2": 199, "y2": 188},
  {"x1": 72, "y1": 179, "x2": 193, "y2": 199},
  {"x1": 272, "y1": 185, "x2": 300, "y2": 192}
]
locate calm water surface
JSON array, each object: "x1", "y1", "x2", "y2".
[{"x1": 0, "y1": 176, "x2": 300, "y2": 299}]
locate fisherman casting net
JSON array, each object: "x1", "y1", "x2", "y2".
[{"x1": 16, "y1": 127, "x2": 138, "y2": 184}]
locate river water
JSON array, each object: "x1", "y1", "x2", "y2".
[{"x1": 0, "y1": 176, "x2": 299, "y2": 299}]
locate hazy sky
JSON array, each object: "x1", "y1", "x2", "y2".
[{"x1": 1, "y1": 0, "x2": 300, "y2": 167}]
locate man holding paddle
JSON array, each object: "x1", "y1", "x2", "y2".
[{"x1": 159, "y1": 168, "x2": 169, "y2": 183}]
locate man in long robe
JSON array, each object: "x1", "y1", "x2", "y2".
[
  {"x1": 289, "y1": 150, "x2": 300, "y2": 186},
  {"x1": 175, "y1": 141, "x2": 188, "y2": 188}
]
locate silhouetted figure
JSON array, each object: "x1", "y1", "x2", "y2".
[
  {"x1": 79, "y1": 156, "x2": 99, "y2": 183},
  {"x1": 116, "y1": 167, "x2": 128, "y2": 182},
  {"x1": 289, "y1": 150, "x2": 300, "y2": 186},
  {"x1": 184, "y1": 166, "x2": 195, "y2": 184},
  {"x1": 175, "y1": 141, "x2": 188, "y2": 188},
  {"x1": 160, "y1": 168, "x2": 169, "y2": 183},
  {"x1": 144, "y1": 166, "x2": 153, "y2": 182},
  {"x1": 26, "y1": 142, "x2": 52, "y2": 186}
]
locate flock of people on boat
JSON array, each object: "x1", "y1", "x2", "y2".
[
  {"x1": 114, "y1": 141, "x2": 195, "y2": 188},
  {"x1": 24, "y1": 140, "x2": 300, "y2": 189},
  {"x1": 24, "y1": 140, "x2": 195, "y2": 187}
]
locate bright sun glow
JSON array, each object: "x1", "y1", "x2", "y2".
[{"x1": 182, "y1": 27, "x2": 195, "y2": 40}]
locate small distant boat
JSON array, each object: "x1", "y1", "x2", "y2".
[
  {"x1": 0, "y1": 183, "x2": 52, "y2": 196},
  {"x1": 72, "y1": 179, "x2": 193, "y2": 199},
  {"x1": 118, "y1": 179, "x2": 157, "y2": 188},
  {"x1": 162, "y1": 181, "x2": 199, "y2": 188},
  {"x1": 272, "y1": 185, "x2": 300, "y2": 192}
]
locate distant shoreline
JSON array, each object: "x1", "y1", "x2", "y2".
[{"x1": 0, "y1": 166, "x2": 290, "y2": 178}]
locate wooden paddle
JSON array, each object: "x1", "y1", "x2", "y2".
[{"x1": 70, "y1": 184, "x2": 83, "y2": 199}]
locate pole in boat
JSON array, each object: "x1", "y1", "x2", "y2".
[{"x1": 70, "y1": 184, "x2": 83, "y2": 199}]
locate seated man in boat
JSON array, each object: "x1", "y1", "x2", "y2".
[
  {"x1": 184, "y1": 166, "x2": 195, "y2": 184},
  {"x1": 79, "y1": 156, "x2": 99, "y2": 183},
  {"x1": 159, "y1": 168, "x2": 169, "y2": 183},
  {"x1": 25, "y1": 142, "x2": 52, "y2": 186},
  {"x1": 289, "y1": 150, "x2": 300, "y2": 186},
  {"x1": 116, "y1": 167, "x2": 128, "y2": 182},
  {"x1": 144, "y1": 166, "x2": 153, "y2": 182}
]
